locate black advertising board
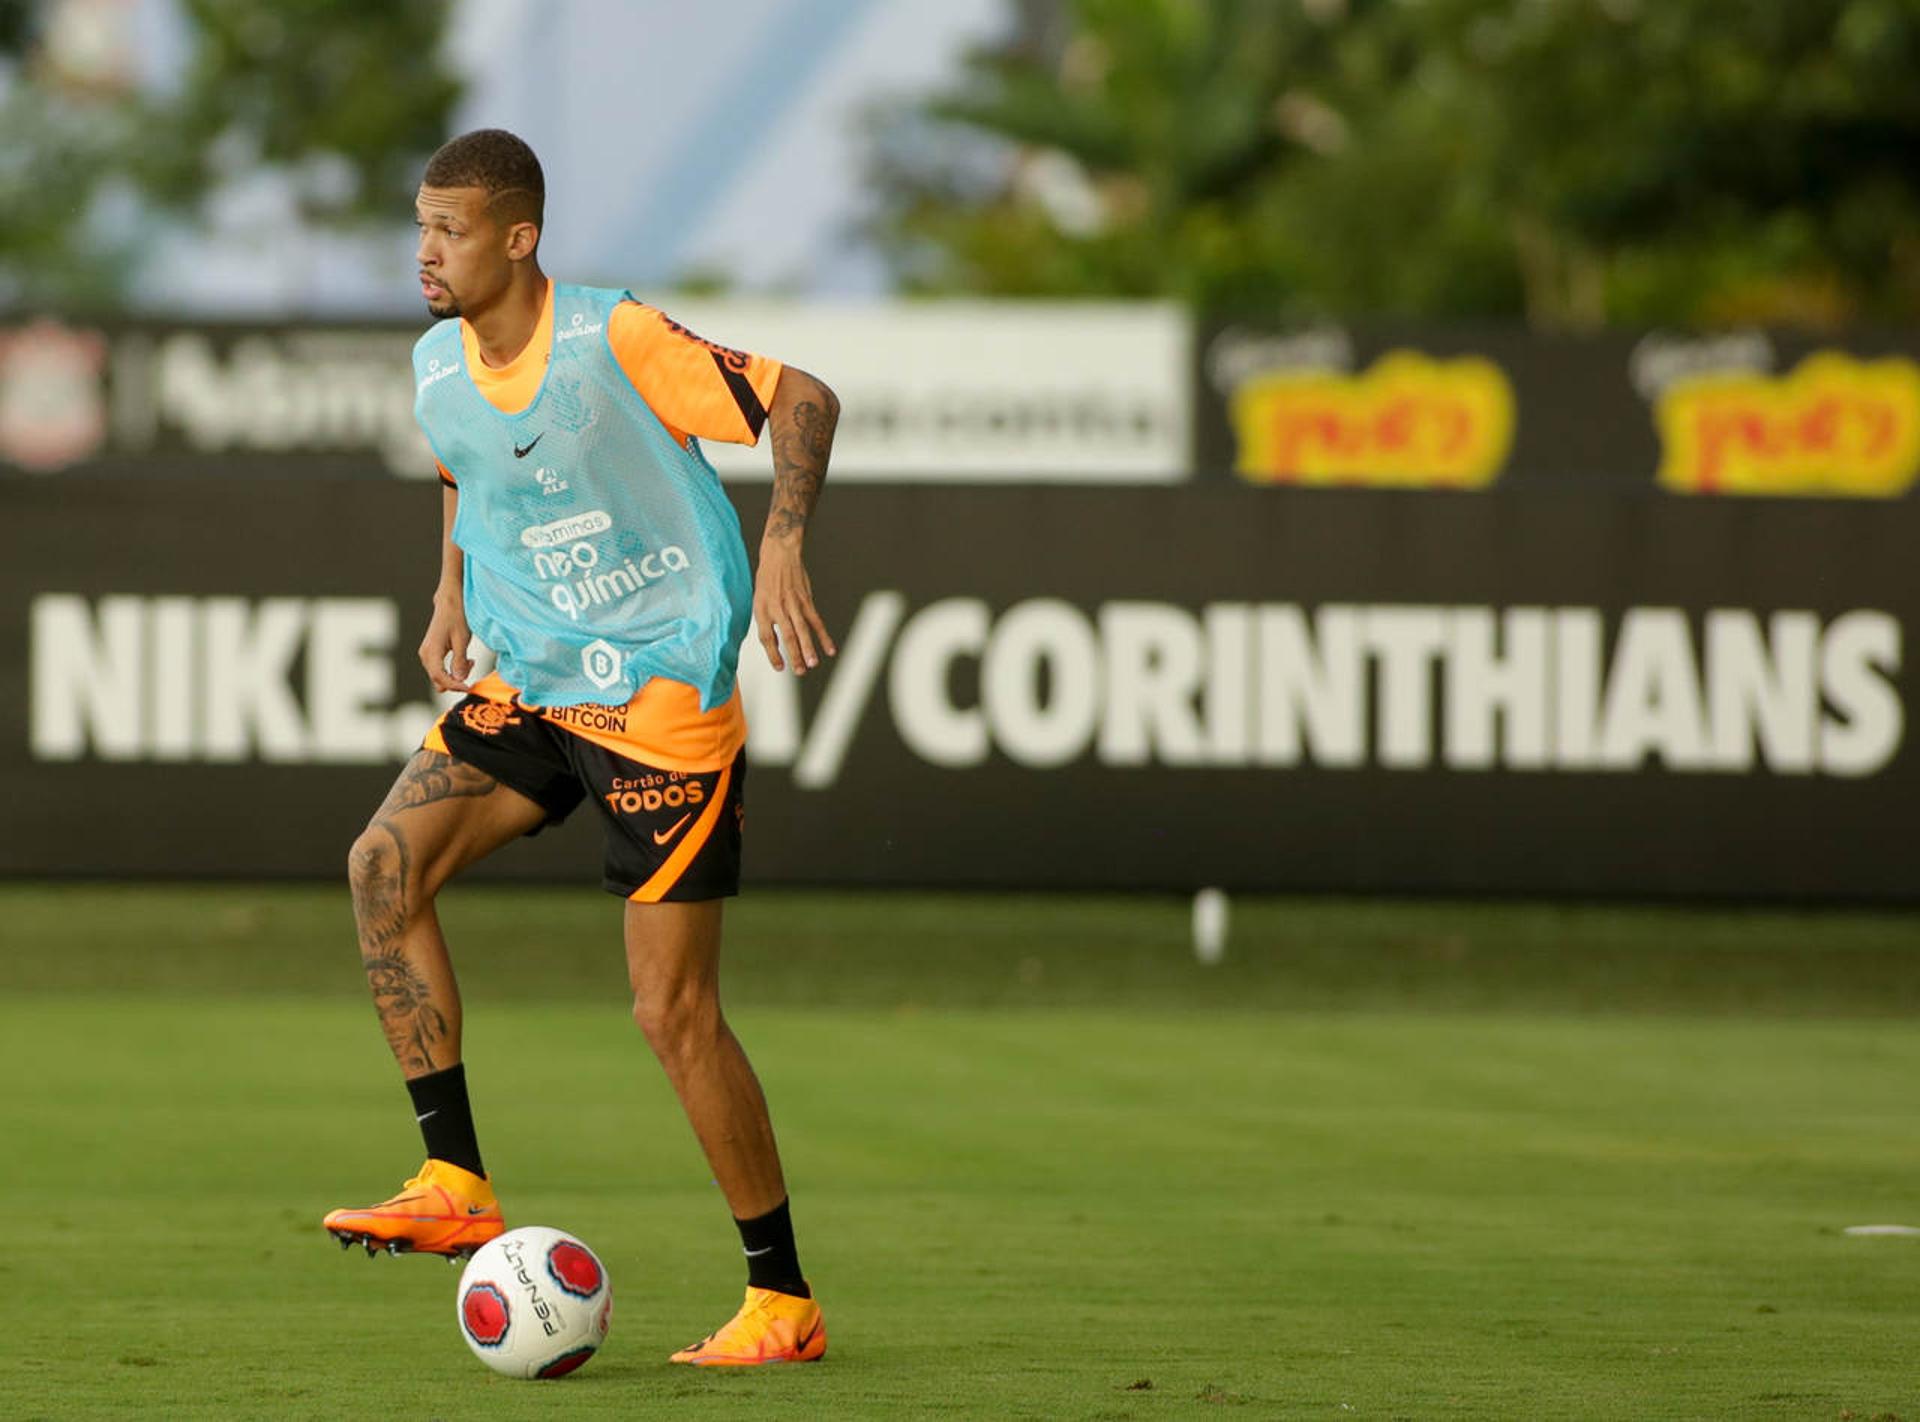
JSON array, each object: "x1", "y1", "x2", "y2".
[{"x1": 4, "y1": 475, "x2": 1915, "y2": 900}]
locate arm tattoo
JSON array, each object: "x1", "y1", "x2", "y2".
[{"x1": 766, "y1": 397, "x2": 837, "y2": 541}]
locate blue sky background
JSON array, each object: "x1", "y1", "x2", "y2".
[{"x1": 127, "y1": 0, "x2": 1009, "y2": 314}]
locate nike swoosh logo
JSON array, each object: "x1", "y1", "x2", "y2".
[
  {"x1": 653, "y1": 812, "x2": 693, "y2": 846},
  {"x1": 467, "y1": 1204, "x2": 491, "y2": 1216},
  {"x1": 743, "y1": 1245, "x2": 774, "y2": 1257},
  {"x1": 513, "y1": 433, "x2": 543, "y2": 458},
  {"x1": 414, "y1": 1110, "x2": 437, "y2": 1123}
]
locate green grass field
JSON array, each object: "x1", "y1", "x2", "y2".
[{"x1": 3, "y1": 885, "x2": 1918, "y2": 1419}]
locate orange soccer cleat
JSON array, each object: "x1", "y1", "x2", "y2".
[
  {"x1": 669, "y1": 1286, "x2": 828, "y2": 1366},
  {"x1": 322, "y1": 1159, "x2": 504, "y2": 1260}
]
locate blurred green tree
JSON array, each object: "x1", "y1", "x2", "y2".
[
  {"x1": 0, "y1": 0, "x2": 457, "y2": 310},
  {"x1": 870, "y1": 0, "x2": 1920, "y2": 326}
]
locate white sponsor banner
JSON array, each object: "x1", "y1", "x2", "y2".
[
  {"x1": 119, "y1": 328, "x2": 439, "y2": 477},
  {"x1": 656, "y1": 299, "x2": 1192, "y2": 482},
  {"x1": 105, "y1": 301, "x2": 1191, "y2": 483}
]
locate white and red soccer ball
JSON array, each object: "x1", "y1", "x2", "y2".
[{"x1": 456, "y1": 1226, "x2": 611, "y2": 1378}]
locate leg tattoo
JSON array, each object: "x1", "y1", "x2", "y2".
[
  {"x1": 361, "y1": 951, "x2": 451, "y2": 1074},
  {"x1": 349, "y1": 750, "x2": 495, "y2": 1074},
  {"x1": 374, "y1": 749, "x2": 500, "y2": 817}
]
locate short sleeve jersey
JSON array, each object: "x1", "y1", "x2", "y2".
[{"x1": 432, "y1": 279, "x2": 782, "y2": 770}]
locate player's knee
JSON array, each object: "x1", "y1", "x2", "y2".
[
  {"x1": 347, "y1": 823, "x2": 416, "y2": 911},
  {"x1": 631, "y1": 984, "x2": 721, "y2": 1063}
]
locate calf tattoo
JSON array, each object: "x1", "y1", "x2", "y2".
[
  {"x1": 361, "y1": 950, "x2": 450, "y2": 1074},
  {"x1": 349, "y1": 750, "x2": 497, "y2": 1072}
]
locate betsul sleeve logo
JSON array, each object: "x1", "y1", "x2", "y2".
[
  {"x1": 1228, "y1": 351, "x2": 1515, "y2": 489},
  {"x1": 659, "y1": 315, "x2": 751, "y2": 374},
  {"x1": 1655, "y1": 352, "x2": 1920, "y2": 497}
]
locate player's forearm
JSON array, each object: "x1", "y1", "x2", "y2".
[
  {"x1": 763, "y1": 367, "x2": 839, "y2": 547},
  {"x1": 437, "y1": 485, "x2": 464, "y2": 601}
]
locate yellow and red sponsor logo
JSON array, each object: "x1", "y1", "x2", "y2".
[
  {"x1": 1229, "y1": 350, "x2": 1515, "y2": 489},
  {"x1": 1656, "y1": 352, "x2": 1920, "y2": 497}
]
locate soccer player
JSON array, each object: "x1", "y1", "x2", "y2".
[{"x1": 321, "y1": 129, "x2": 836, "y2": 1367}]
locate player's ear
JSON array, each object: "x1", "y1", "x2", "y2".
[{"x1": 506, "y1": 221, "x2": 540, "y2": 262}]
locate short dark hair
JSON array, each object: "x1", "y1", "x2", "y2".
[{"x1": 422, "y1": 129, "x2": 544, "y2": 231}]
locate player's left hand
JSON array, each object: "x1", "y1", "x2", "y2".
[{"x1": 753, "y1": 537, "x2": 836, "y2": 675}]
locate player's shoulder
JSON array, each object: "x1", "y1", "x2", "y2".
[
  {"x1": 555, "y1": 281, "x2": 633, "y2": 321},
  {"x1": 410, "y1": 320, "x2": 466, "y2": 396},
  {"x1": 609, "y1": 296, "x2": 674, "y2": 335},
  {"x1": 411, "y1": 319, "x2": 461, "y2": 366},
  {"x1": 611, "y1": 300, "x2": 753, "y2": 370}
]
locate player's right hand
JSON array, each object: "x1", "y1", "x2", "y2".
[{"x1": 419, "y1": 595, "x2": 475, "y2": 694}]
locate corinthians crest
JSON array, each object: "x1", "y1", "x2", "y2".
[{"x1": 0, "y1": 319, "x2": 108, "y2": 472}]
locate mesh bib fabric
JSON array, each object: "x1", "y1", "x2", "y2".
[{"x1": 412, "y1": 284, "x2": 753, "y2": 711}]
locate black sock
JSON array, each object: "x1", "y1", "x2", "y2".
[
  {"x1": 405, "y1": 1064, "x2": 484, "y2": 1178},
  {"x1": 735, "y1": 1198, "x2": 808, "y2": 1298}
]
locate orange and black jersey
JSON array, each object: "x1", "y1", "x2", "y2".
[
  {"x1": 436, "y1": 279, "x2": 782, "y2": 487},
  {"x1": 427, "y1": 279, "x2": 780, "y2": 770}
]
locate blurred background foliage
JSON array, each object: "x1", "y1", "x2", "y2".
[
  {"x1": 4, "y1": 0, "x2": 1918, "y2": 325},
  {"x1": 868, "y1": 0, "x2": 1920, "y2": 327},
  {"x1": 0, "y1": 0, "x2": 456, "y2": 309}
]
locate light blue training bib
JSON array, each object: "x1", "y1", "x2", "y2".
[{"x1": 412, "y1": 284, "x2": 753, "y2": 711}]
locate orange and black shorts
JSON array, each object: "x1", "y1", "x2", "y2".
[{"x1": 434, "y1": 695, "x2": 744, "y2": 903}]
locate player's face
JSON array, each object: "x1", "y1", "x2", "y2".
[{"x1": 414, "y1": 185, "x2": 508, "y2": 319}]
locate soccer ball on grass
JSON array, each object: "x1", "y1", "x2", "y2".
[{"x1": 456, "y1": 1226, "x2": 611, "y2": 1378}]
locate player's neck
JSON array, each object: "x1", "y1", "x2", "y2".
[{"x1": 464, "y1": 268, "x2": 550, "y2": 370}]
